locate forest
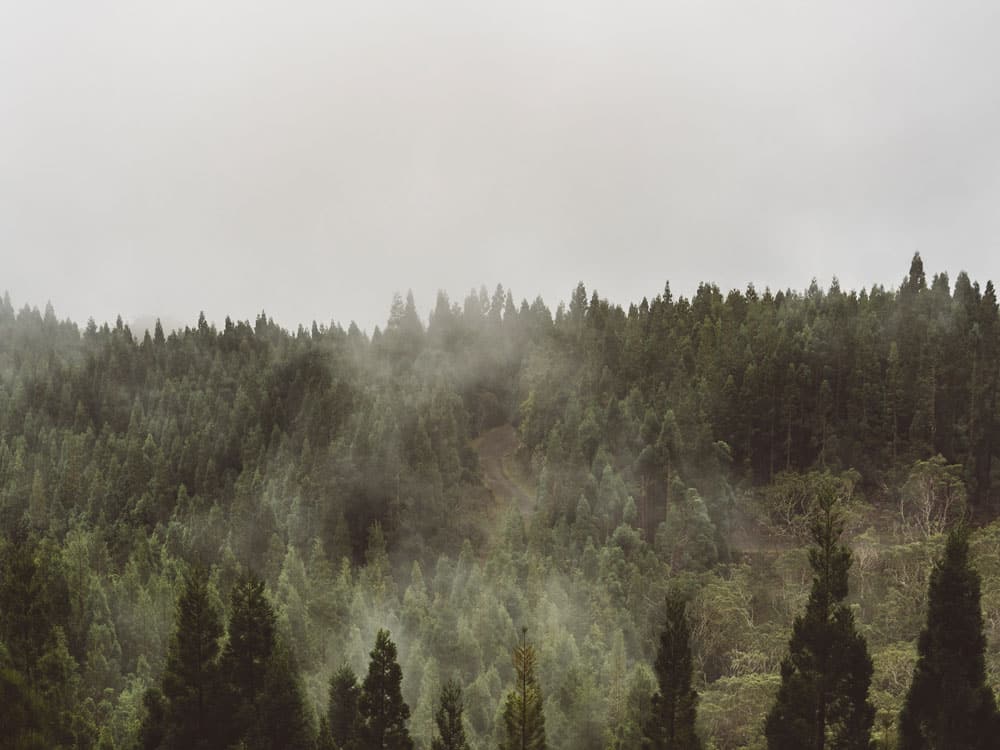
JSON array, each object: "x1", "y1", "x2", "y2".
[{"x1": 2, "y1": 253, "x2": 1000, "y2": 749}]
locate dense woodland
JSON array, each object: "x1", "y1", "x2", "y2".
[{"x1": 2, "y1": 254, "x2": 1000, "y2": 749}]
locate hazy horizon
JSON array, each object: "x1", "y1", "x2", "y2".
[
  {"x1": 3, "y1": 2, "x2": 999, "y2": 332},
  {"x1": 2, "y1": 254, "x2": 992, "y2": 336}
]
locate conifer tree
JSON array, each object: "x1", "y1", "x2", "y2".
[
  {"x1": 764, "y1": 481, "x2": 874, "y2": 750},
  {"x1": 221, "y1": 571, "x2": 277, "y2": 725},
  {"x1": 898, "y1": 528, "x2": 999, "y2": 749},
  {"x1": 255, "y1": 642, "x2": 315, "y2": 750},
  {"x1": 500, "y1": 627, "x2": 547, "y2": 750},
  {"x1": 360, "y1": 629, "x2": 413, "y2": 750},
  {"x1": 153, "y1": 565, "x2": 225, "y2": 749},
  {"x1": 328, "y1": 664, "x2": 363, "y2": 750},
  {"x1": 431, "y1": 679, "x2": 471, "y2": 750},
  {"x1": 643, "y1": 593, "x2": 701, "y2": 749}
]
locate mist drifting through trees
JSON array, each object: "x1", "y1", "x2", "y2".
[{"x1": 2, "y1": 255, "x2": 1000, "y2": 748}]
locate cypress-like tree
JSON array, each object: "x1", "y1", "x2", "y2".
[
  {"x1": 360, "y1": 629, "x2": 413, "y2": 750},
  {"x1": 431, "y1": 679, "x2": 471, "y2": 750},
  {"x1": 327, "y1": 664, "x2": 363, "y2": 750},
  {"x1": 898, "y1": 528, "x2": 999, "y2": 749},
  {"x1": 643, "y1": 593, "x2": 701, "y2": 749},
  {"x1": 500, "y1": 627, "x2": 547, "y2": 750},
  {"x1": 764, "y1": 482, "x2": 874, "y2": 749}
]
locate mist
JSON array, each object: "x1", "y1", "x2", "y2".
[{"x1": 3, "y1": 2, "x2": 1000, "y2": 332}]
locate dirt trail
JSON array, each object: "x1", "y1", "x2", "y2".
[{"x1": 473, "y1": 424, "x2": 535, "y2": 517}]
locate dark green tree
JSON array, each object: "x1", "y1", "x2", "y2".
[
  {"x1": 359, "y1": 629, "x2": 413, "y2": 750},
  {"x1": 328, "y1": 663, "x2": 363, "y2": 750},
  {"x1": 254, "y1": 642, "x2": 315, "y2": 750},
  {"x1": 221, "y1": 571, "x2": 277, "y2": 719},
  {"x1": 764, "y1": 481, "x2": 874, "y2": 750},
  {"x1": 152, "y1": 565, "x2": 225, "y2": 750},
  {"x1": 139, "y1": 687, "x2": 167, "y2": 750},
  {"x1": 431, "y1": 679, "x2": 471, "y2": 750},
  {"x1": 499, "y1": 627, "x2": 547, "y2": 750},
  {"x1": 643, "y1": 593, "x2": 701, "y2": 749},
  {"x1": 898, "y1": 528, "x2": 999, "y2": 749},
  {"x1": 0, "y1": 661, "x2": 52, "y2": 750}
]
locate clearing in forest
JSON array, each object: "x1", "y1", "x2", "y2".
[{"x1": 473, "y1": 424, "x2": 535, "y2": 518}]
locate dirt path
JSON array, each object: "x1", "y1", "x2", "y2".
[{"x1": 473, "y1": 424, "x2": 535, "y2": 517}]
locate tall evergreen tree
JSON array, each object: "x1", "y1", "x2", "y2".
[
  {"x1": 764, "y1": 481, "x2": 874, "y2": 750},
  {"x1": 643, "y1": 593, "x2": 701, "y2": 749},
  {"x1": 898, "y1": 528, "x2": 999, "y2": 749},
  {"x1": 221, "y1": 571, "x2": 277, "y2": 719},
  {"x1": 360, "y1": 629, "x2": 413, "y2": 750},
  {"x1": 431, "y1": 679, "x2": 471, "y2": 750},
  {"x1": 151, "y1": 565, "x2": 225, "y2": 750},
  {"x1": 500, "y1": 627, "x2": 547, "y2": 750},
  {"x1": 327, "y1": 664, "x2": 363, "y2": 750},
  {"x1": 254, "y1": 642, "x2": 315, "y2": 750}
]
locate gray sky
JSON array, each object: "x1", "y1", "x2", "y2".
[{"x1": 2, "y1": 2, "x2": 999, "y2": 333}]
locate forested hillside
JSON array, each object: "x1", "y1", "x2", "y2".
[{"x1": 2, "y1": 254, "x2": 1000, "y2": 749}]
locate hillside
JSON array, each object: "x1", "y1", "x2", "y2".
[{"x1": 1, "y1": 255, "x2": 999, "y2": 749}]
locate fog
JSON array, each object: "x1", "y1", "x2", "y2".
[{"x1": 2, "y1": 1, "x2": 999, "y2": 332}]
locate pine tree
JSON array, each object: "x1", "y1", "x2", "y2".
[
  {"x1": 154, "y1": 565, "x2": 225, "y2": 750},
  {"x1": 221, "y1": 571, "x2": 277, "y2": 722},
  {"x1": 255, "y1": 642, "x2": 315, "y2": 750},
  {"x1": 431, "y1": 679, "x2": 470, "y2": 750},
  {"x1": 764, "y1": 480, "x2": 874, "y2": 750},
  {"x1": 360, "y1": 629, "x2": 413, "y2": 750},
  {"x1": 500, "y1": 627, "x2": 547, "y2": 750},
  {"x1": 898, "y1": 528, "x2": 999, "y2": 749},
  {"x1": 217, "y1": 571, "x2": 277, "y2": 747},
  {"x1": 643, "y1": 593, "x2": 701, "y2": 749},
  {"x1": 328, "y1": 664, "x2": 363, "y2": 750}
]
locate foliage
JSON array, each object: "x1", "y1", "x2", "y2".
[
  {"x1": 327, "y1": 664, "x2": 363, "y2": 750},
  {"x1": 644, "y1": 592, "x2": 702, "y2": 749},
  {"x1": 898, "y1": 528, "x2": 999, "y2": 749},
  {"x1": 500, "y1": 628, "x2": 547, "y2": 750},
  {"x1": 764, "y1": 482, "x2": 875, "y2": 749},
  {"x1": 898, "y1": 456, "x2": 967, "y2": 540},
  {"x1": 0, "y1": 259, "x2": 999, "y2": 748},
  {"x1": 359, "y1": 629, "x2": 413, "y2": 750},
  {"x1": 431, "y1": 679, "x2": 471, "y2": 750}
]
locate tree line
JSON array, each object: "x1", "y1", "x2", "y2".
[{"x1": 1, "y1": 254, "x2": 999, "y2": 747}]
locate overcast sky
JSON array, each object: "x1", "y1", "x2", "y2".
[{"x1": 2, "y1": 2, "x2": 999, "y2": 332}]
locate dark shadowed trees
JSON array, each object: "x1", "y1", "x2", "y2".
[
  {"x1": 643, "y1": 593, "x2": 701, "y2": 749},
  {"x1": 327, "y1": 663, "x2": 363, "y2": 750},
  {"x1": 149, "y1": 565, "x2": 225, "y2": 750}
]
